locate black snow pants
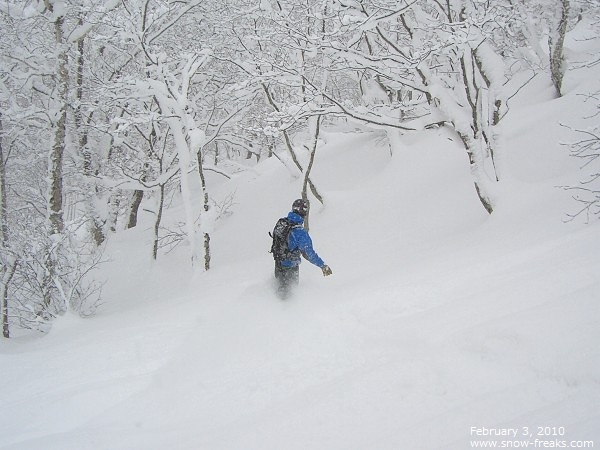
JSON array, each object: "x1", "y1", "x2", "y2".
[{"x1": 274, "y1": 262, "x2": 299, "y2": 299}]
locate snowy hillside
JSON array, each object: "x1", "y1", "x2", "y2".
[{"x1": 2, "y1": 41, "x2": 600, "y2": 450}]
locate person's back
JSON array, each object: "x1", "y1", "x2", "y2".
[{"x1": 271, "y1": 199, "x2": 332, "y2": 299}]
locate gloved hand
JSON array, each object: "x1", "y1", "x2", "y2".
[{"x1": 322, "y1": 265, "x2": 332, "y2": 276}]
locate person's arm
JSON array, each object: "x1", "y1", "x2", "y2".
[{"x1": 295, "y1": 229, "x2": 325, "y2": 267}]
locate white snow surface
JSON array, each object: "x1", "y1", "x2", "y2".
[{"x1": 2, "y1": 44, "x2": 600, "y2": 450}]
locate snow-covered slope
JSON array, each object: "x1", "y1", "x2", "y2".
[{"x1": 2, "y1": 43, "x2": 600, "y2": 450}]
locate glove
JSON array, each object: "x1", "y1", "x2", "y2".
[{"x1": 321, "y1": 265, "x2": 332, "y2": 276}]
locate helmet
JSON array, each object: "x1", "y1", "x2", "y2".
[{"x1": 292, "y1": 198, "x2": 309, "y2": 217}]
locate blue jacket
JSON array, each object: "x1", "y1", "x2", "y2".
[{"x1": 280, "y1": 211, "x2": 325, "y2": 269}]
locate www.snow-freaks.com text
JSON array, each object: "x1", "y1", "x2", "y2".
[{"x1": 469, "y1": 426, "x2": 594, "y2": 448}]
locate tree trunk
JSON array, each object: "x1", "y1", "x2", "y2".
[
  {"x1": 1, "y1": 257, "x2": 17, "y2": 339},
  {"x1": 48, "y1": 12, "x2": 68, "y2": 236},
  {"x1": 549, "y1": 0, "x2": 570, "y2": 97},
  {"x1": 457, "y1": 131, "x2": 494, "y2": 215},
  {"x1": 2, "y1": 287, "x2": 9, "y2": 338},
  {"x1": 197, "y1": 150, "x2": 211, "y2": 271},
  {"x1": 301, "y1": 115, "x2": 322, "y2": 231},
  {"x1": 75, "y1": 25, "x2": 105, "y2": 245},
  {"x1": 458, "y1": 51, "x2": 496, "y2": 213},
  {"x1": 75, "y1": 16, "x2": 91, "y2": 175},
  {"x1": 0, "y1": 112, "x2": 7, "y2": 245},
  {"x1": 170, "y1": 120, "x2": 204, "y2": 268},
  {"x1": 43, "y1": 5, "x2": 70, "y2": 316},
  {"x1": 127, "y1": 190, "x2": 144, "y2": 229},
  {"x1": 0, "y1": 113, "x2": 11, "y2": 338},
  {"x1": 152, "y1": 184, "x2": 165, "y2": 260},
  {"x1": 106, "y1": 193, "x2": 121, "y2": 233}
]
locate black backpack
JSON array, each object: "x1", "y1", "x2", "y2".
[{"x1": 269, "y1": 217, "x2": 298, "y2": 261}]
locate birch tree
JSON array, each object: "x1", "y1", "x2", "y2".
[
  {"x1": 549, "y1": 0, "x2": 571, "y2": 97},
  {"x1": 105, "y1": 0, "x2": 222, "y2": 269},
  {"x1": 0, "y1": 112, "x2": 14, "y2": 338},
  {"x1": 227, "y1": 0, "x2": 331, "y2": 204},
  {"x1": 301, "y1": 0, "x2": 515, "y2": 213},
  {"x1": 151, "y1": 53, "x2": 212, "y2": 269},
  {"x1": 0, "y1": 0, "x2": 115, "y2": 334}
]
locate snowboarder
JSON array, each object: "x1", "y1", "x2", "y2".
[{"x1": 270, "y1": 199, "x2": 332, "y2": 299}]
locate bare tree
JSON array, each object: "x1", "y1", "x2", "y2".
[
  {"x1": 549, "y1": 0, "x2": 571, "y2": 97},
  {"x1": 0, "y1": 112, "x2": 14, "y2": 338},
  {"x1": 301, "y1": 115, "x2": 322, "y2": 231},
  {"x1": 562, "y1": 92, "x2": 600, "y2": 222},
  {"x1": 0, "y1": 1, "x2": 118, "y2": 334},
  {"x1": 305, "y1": 0, "x2": 508, "y2": 213}
]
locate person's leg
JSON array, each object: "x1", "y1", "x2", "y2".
[
  {"x1": 274, "y1": 262, "x2": 289, "y2": 299},
  {"x1": 289, "y1": 265, "x2": 299, "y2": 287},
  {"x1": 281, "y1": 266, "x2": 299, "y2": 299},
  {"x1": 275, "y1": 264, "x2": 298, "y2": 299}
]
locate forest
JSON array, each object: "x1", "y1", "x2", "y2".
[{"x1": 1, "y1": 0, "x2": 599, "y2": 337}]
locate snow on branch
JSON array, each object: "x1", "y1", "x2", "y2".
[{"x1": 560, "y1": 102, "x2": 600, "y2": 222}]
